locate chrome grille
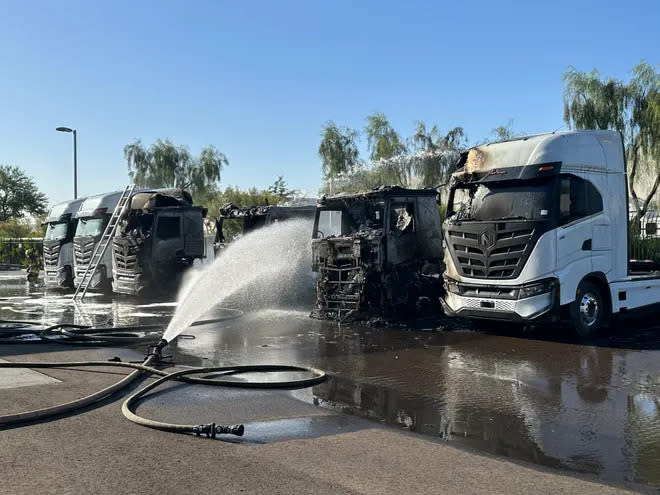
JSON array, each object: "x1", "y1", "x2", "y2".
[{"x1": 446, "y1": 223, "x2": 540, "y2": 280}]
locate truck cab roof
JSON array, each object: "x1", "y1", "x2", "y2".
[
  {"x1": 44, "y1": 197, "x2": 87, "y2": 223},
  {"x1": 75, "y1": 191, "x2": 123, "y2": 219},
  {"x1": 319, "y1": 186, "x2": 439, "y2": 208},
  {"x1": 454, "y1": 130, "x2": 625, "y2": 181}
]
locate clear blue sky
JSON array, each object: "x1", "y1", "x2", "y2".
[{"x1": 1, "y1": 0, "x2": 657, "y2": 205}]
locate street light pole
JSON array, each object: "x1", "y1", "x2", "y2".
[
  {"x1": 73, "y1": 129, "x2": 77, "y2": 199},
  {"x1": 56, "y1": 126, "x2": 78, "y2": 199}
]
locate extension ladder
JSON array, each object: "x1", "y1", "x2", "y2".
[{"x1": 73, "y1": 184, "x2": 135, "y2": 300}]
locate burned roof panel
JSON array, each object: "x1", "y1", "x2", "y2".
[{"x1": 320, "y1": 186, "x2": 438, "y2": 206}]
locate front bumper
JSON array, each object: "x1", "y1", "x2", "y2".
[
  {"x1": 441, "y1": 280, "x2": 559, "y2": 322},
  {"x1": 112, "y1": 269, "x2": 144, "y2": 295},
  {"x1": 74, "y1": 265, "x2": 107, "y2": 290},
  {"x1": 44, "y1": 265, "x2": 73, "y2": 289}
]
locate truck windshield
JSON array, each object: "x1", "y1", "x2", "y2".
[
  {"x1": 315, "y1": 202, "x2": 385, "y2": 238},
  {"x1": 316, "y1": 210, "x2": 343, "y2": 237},
  {"x1": 76, "y1": 218, "x2": 105, "y2": 237},
  {"x1": 450, "y1": 179, "x2": 554, "y2": 222},
  {"x1": 45, "y1": 222, "x2": 68, "y2": 241}
]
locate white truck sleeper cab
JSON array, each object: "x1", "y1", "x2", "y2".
[{"x1": 441, "y1": 130, "x2": 660, "y2": 336}]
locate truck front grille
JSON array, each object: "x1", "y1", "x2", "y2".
[
  {"x1": 42, "y1": 241, "x2": 60, "y2": 268},
  {"x1": 73, "y1": 238, "x2": 97, "y2": 266},
  {"x1": 112, "y1": 238, "x2": 139, "y2": 270},
  {"x1": 446, "y1": 223, "x2": 541, "y2": 280}
]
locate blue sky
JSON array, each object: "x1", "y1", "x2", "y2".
[{"x1": 1, "y1": 0, "x2": 657, "y2": 205}]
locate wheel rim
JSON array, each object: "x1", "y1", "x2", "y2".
[{"x1": 579, "y1": 293, "x2": 600, "y2": 327}]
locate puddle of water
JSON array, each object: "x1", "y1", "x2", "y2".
[{"x1": 2, "y1": 272, "x2": 660, "y2": 486}]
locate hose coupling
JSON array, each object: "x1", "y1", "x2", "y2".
[
  {"x1": 193, "y1": 423, "x2": 245, "y2": 438},
  {"x1": 146, "y1": 338, "x2": 169, "y2": 361}
]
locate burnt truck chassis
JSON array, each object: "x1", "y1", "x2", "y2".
[{"x1": 311, "y1": 187, "x2": 444, "y2": 320}]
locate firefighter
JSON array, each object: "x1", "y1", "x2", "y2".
[{"x1": 24, "y1": 248, "x2": 41, "y2": 283}]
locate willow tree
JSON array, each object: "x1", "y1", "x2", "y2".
[
  {"x1": 411, "y1": 122, "x2": 466, "y2": 187},
  {"x1": 563, "y1": 62, "x2": 660, "y2": 223},
  {"x1": 124, "y1": 139, "x2": 228, "y2": 199},
  {"x1": 318, "y1": 121, "x2": 360, "y2": 193}
]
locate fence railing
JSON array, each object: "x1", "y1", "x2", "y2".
[
  {"x1": 630, "y1": 211, "x2": 660, "y2": 262},
  {"x1": 0, "y1": 238, "x2": 44, "y2": 268}
]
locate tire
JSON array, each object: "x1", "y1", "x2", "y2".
[{"x1": 570, "y1": 279, "x2": 608, "y2": 337}]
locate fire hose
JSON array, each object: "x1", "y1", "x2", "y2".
[{"x1": 0, "y1": 320, "x2": 326, "y2": 438}]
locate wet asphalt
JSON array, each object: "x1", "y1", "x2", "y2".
[{"x1": 1, "y1": 270, "x2": 660, "y2": 487}]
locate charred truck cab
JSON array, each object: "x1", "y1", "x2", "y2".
[
  {"x1": 214, "y1": 203, "x2": 316, "y2": 255},
  {"x1": 73, "y1": 191, "x2": 123, "y2": 291},
  {"x1": 312, "y1": 186, "x2": 444, "y2": 319},
  {"x1": 112, "y1": 189, "x2": 206, "y2": 296},
  {"x1": 42, "y1": 197, "x2": 86, "y2": 288},
  {"x1": 441, "y1": 130, "x2": 660, "y2": 336}
]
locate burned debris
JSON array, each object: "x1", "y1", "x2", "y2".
[{"x1": 311, "y1": 186, "x2": 444, "y2": 320}]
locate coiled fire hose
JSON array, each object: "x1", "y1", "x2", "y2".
[{"x1": 0, "y1": 320, "x2": 326, "y2": 438}]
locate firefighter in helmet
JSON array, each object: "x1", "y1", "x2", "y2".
[{"x1": 24, "y1": 248, "x2": 41, "y2": 283}]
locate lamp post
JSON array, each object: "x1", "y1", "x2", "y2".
[{"x1": 56, "y1": 126, "x2": 77, "y2": 199}]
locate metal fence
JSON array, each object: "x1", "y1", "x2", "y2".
[
  {"x1": 630, "y1": 211, "x2": 660, "y2": 262},
  {"x1": 0, "y1": 238, "x2": 43, "y2": 268}
]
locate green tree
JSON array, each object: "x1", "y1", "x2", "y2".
[
  {"x1": 318, "y1": 121, "x2": 361, "y2": 178},
  {"x1": 124, "y1": 139, "x2": 228, "y2": 198},
  {"x1": 491, "y1": 119, "x2": 520, "y2": 142},
  {"x1": 268, "y1": 176, "x2": 298, "y2": 203},
  {"x1": 0, "y1": 165, "x2": 47, "y2": 222},
  {"x1": 563, "y1": 62, "x2": 660, "y2": 222},
  {"x1": 364, "y1": 112, "x2": 407, "y2": 161}
]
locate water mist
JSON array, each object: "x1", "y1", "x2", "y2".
[{"x1": 162, "y1": 218, "x2": 313, "y2": 342}]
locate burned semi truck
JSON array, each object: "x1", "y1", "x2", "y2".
[
  {"x1": 112, "y1": 189, "x2": 206, "y2": 296},
  {"x1": 214, "y1": 203, "x2": 316, "y2": 254},
  {"x1": 311, "y1": 186, "x2": 444, "y2": 319},
  {"x1": 42, "y1": 197, "x2": 86, "y2": 288}
]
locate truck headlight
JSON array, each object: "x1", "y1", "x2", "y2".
[
  {"x1": 444, "y1": 278, "x2": 461, "y2": 294},
  {"x1": 519, "y1": 278, "x2": 556, "y2": 299}
]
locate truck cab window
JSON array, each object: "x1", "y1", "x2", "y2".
[
  {"x1": 559, "y1": 175, "x2": 603, "y2": 224},
  {"x1": 316, "y1": 210, "x2": 342, "y2": 237},
  {"x1": 156, "y1": 216, "x2": 180, "y2": 239},
  {"x1": 449, "y1": 188, "x2": 471, "y2": 217},
  {"x1": 391, "y1": 203, "x2": 415, "y2": 232}
]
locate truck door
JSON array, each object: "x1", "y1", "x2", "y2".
[
  {"x1": 154, "y1": 214, "x2": 184, "y2": 262},
  {"x1": 387, "y1": 198, "x2": 419, "y2": 265},
  {"x1": 555, "y1": 174, "x2": 604, "y2": 293},
  {"x1": 183, "y1": 211, "x2": 205, "y2": 258}
]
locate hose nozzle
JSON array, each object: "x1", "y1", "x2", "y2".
[
  {"x1": 193, "y1": 423, "x2": 245, "y2": 438},
  {"x1": 146, "y1": 338, "x2": 169, "y2": 361}
]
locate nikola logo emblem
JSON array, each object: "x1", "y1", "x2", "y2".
[{"x1": 480, "y1": 231, "x2": 495, "y2": 248}]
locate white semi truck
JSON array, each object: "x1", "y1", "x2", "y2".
[
  {"x1": 441, "y1": 130, "x2": 660, "y2": 336},
  {"x1": 72, "y1": 191, "x2": 123, "y2": 291},
  {"x1": 42, "y1": 197, "x2": 86, "y2": 288}
]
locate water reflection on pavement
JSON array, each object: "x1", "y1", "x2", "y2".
[{"x1": 2, "y1": 271, "x2": 660, "y2": 486}]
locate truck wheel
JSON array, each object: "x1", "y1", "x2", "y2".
[{"x1": 570, "y1": 280, "x2": 608, "y2": 337}]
